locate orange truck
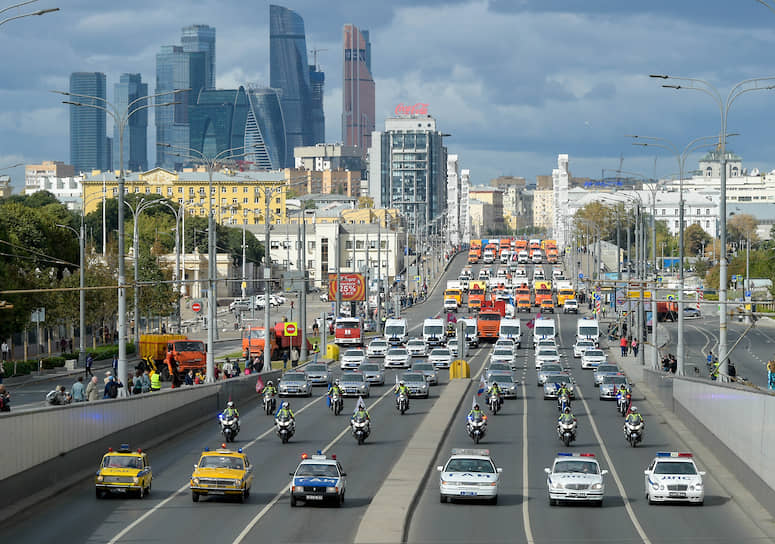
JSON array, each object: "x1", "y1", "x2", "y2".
[
  {"x1": 467, "y1": 280, "x2": 486, "y2": 312},
  {"x1": 499, "y1": 238, "x2": 510, "y2": 256},
  {"x1": 139, "y1": 334, "x2": 206, "y2": 381},
  {"x1": 468, "y1": 247, "x2": 481, "y2": 264},
  {"x1": 477, "y1": 301, "x2": 505, "y2": 342},
  {"x1": 242, "y1": 324, "x2": 311, "y2": 360},
  {"x1": 546, "y1": 247, "x2": 559, "y2": 264},
  {"x1": 515, "y1": 284, "x2": 532, "y2": 313},
  {"x1": 515, "y1": 239, "x2": 528, "y2": 252},
  {"x1": 534, "y1": 281, "x2": 553, "y2": 308}
]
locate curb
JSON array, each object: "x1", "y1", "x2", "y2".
[{"x1": 354, "y1": 377, "x2": 471, "y2": 544}]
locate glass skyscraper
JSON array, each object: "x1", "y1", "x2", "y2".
[
  {"x1": 181, "y1": 24, "x2": 216, "y2": 90},
  {"x1": 155, "y1": 45, "x2": 206, "y2": 170},
  {"x1": 270, "y1": 4, "x2": 320, "y2": 167},
  {"x1": 113, "y1": 73, "x2": 148, "y2": 172},
  {"x1": 69, "y1": 72, "x2": 107, "y2": 173},
  {"x1": 309, "y1": 65, "x2": 325, "y2": 144},
  {"x1": 342, "y1": 24, "x2": 375, "y2": 155},
  {"x1": 189, "y1": 86, "x2": 286, "y2": 171}
]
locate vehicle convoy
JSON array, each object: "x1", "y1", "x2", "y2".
[
  {"x1": 533, "y1": 318, "x2": 557, "y2": 346},
  {"x1": 139, "y1": 334, "x2": 206, "y2": 381},
  {"x1": 515, "y1": 284, "x2": 531, "y2": 313},
  {"x1": 498, "y1": 318, "x2": 521, "y2": 347},
  {"x1": 534, "y1": 281, "x2": 553, "y2": 308},
  {"x1": 644, "y1": 452, "x2": 705, "y2": 505},
  {"x1": 384, "y1": 318, "x2": 408, "y2": 345},
  {"x1": 190, "y1": 445, "x2": 253, "y2": 503},
  {"x1": 576, "y1": 318, "x2": 600, "y2": 346},
  {"x1": 438, "y1": 448, "x2": 502, "y2": 504},
  {"x1": 95, "y1": 444, "x2": 152, "y2": 499},
  {"x1": 241, "y1": 325, "x2": 311, "y2": 361},
  {"x1": 290, "y1": 452, "x2": 346, "y2": 507},
  {"x1": 477, "y1": 306, "x2": 503, "y2": 343},
  {"x1": 556, "y1": 280, "x2": 575, "y2": 306},
  {"x1": 545, "y1": 453, "x2": 607, "y2": 506}
]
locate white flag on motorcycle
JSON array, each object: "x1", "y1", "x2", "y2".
[
  {"x1": 471, "y1": 395, "x2": 478, "y2": 410},
  {"x1": 354, "y1": 396, "x2": 366, "y2": 414}
]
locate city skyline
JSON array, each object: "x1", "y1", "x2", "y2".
[{"x1": 5, "y1": 1, "x2": 775, "y2": 189}]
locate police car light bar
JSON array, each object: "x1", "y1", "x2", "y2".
[
  {"x1": 557, "y1": 452, "x2": 595, "y2": 457},
  {"x1": 452, "y1": 448, "x2": 490, "y2": 456},
  {"x1": 238, "y1": 448, "x2": 243, "y2": 454},
  {"x1": 301, "y1": 453, "x2": 309, "y2": 459},
  {"x1": 656, "y1": 452, "x2": 693, "y2": 458}
]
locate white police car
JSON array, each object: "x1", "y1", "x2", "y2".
[
  {"x1": 437, "y1": 449, "x2": 501, "y2": 504},
  {"x1": 644, "y1": 452, "x2": 705, "y2": 505},
  {"x1": 289, "y1": 452, "x2": 346, "y2": 507},
  {"x1": 545, "y1": 452, "x2": 607, "y2": 505}
]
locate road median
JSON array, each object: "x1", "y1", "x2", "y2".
[{"x1": 354, "y1": 377, "x2": 471, "y2": 544}]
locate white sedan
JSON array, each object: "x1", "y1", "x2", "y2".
[
  {"x1": 573, "y1": 339, "x2": 595, "y2": 358},
  {"x1": 438, "y1": 448, "x2": 502, "y2": 504},
  {"x1": 366, "y1": 339, "x2": 389, "y2": 358},
  {"x1": 545, "y1": 453, "x2": 607, "y2": 505},
  {"x1": 384, "y1": 347, "x2": 411, "y2": 368},
  {"x1": 428, "y1": 348, "x2": 453, "y2": 369},
  {"x1": 340, "y1": 349, "x2": 366, "y2": 370},
  {"x1": 581, "y1": 349, "x2": 606, "y2": 369},
  {"x1": 535, "y1": 347, "x2": 561, "y2": 369},
  {"x1": 645, "y1": 452, "x2": 705, "y2": 505},
  {"x1": 406, "y1": 339, "x2": 428, "y2": 357}
]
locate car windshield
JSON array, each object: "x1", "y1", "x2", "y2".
[
  {"x1": 445, "y1": 458, "x2": 495, "y2": 473},
  {"x1": 385, "y1": 326, "x2": 405, "y2": 336},
  {"x1": 408, "y1": 340, "x2": 424, "y2": 345},
  {"x1": 579, "y1": 326, "x2": 598, "y2": 337},
  {"x1": 541, "y1": 364, "x2": 563, "y2": 372},
  {"x1": 412, "y1": 363, "x2": 434, "y2": 371},
  {"x1": 360, "y1": 364, "x2": 380, "y2": 372},
  {"x1": 479, "y1": 313, "x2": 501, "y2": 322},
  {"x1": 546, "y1": 374, "x2": 571, "y2": 384},
  {"x1": 199, "y1": 456, "x2": 245, "y2": 470},
  {"x1": 653, "y1": 461, "x2": 697, "y2": 475},
  {"x1": 430, "y1": 349, "x2": 450, "y2": 356},
  {"x1": 402, "y1": 374, "x2": 425, "y2": 383},
  {"x1": 585, "y1": 350, "x2": 604, "y2": 358},
  {"x1": 553, "y1": 460, "x2": 599, "y2": 474},
  {"x1": 337, "y1": 321, "x2": 359, "y2": 329},
  {"x1": 493, "y1": 349, "x2": 512, "y2": 356},
  {"x1": 496, "y1": 339, "x2": 515, "y2": 346},
  {"x1": 283, "y1": 373, "x2": 306, "y2": 382},
  {"x1": 490, "y1": 375, "x2": 515, "y2": 384},
  {"x1": 344, "y1": 350, "x2": 364, "y2": 357},
  {"x1": 342, "y1": 373, "x2": 364, "y2": 383},
  {"x1": 425, "y1": 325, "x2": 444, "y2": 335},
  {"x1": 466, "y1": 326, "x2": 477, "y2": 334},
  {"x1": 387, "y1": 349, "x2": 407, "y2": 356},
  {"x1": 295, "y1": 463, "x2": 339, "y2": 477},
  {"x1": 596, "y1": 365, "x2": 619, "y2": 373},
  {"x1": 538, "y1": 348, "x2": 558, "y2": 357},
  {"x1": 576, "y1": 340, "x2": 594, "y2": 347},
  {"x1": 489, "y1": 363, "x2": 511, "y2": 372},
  {"x1": 103, "y1": 455, "x2": 143, "y2": 469},
  {"x1": 306, "y1": 364, "x2": 327, "y2": 372},
  {"x1": 603, "y1": 376, "x2": 627, "y2": 385},
  {"x1": 535, "y1": 326, "x2": 554, "y2": 336},
  {"x1": 371, "y1": 341, "x2": 387, "y2": 347},
  {"x1": 174, "y1": 341, "x2": 204, "y2": 352}
]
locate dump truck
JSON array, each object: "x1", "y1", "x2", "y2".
[
  {"x1": 139, "y1": 334, "x2": 206, "y2": 381},
  {"x1": 534, "y1": 281, "x2": 553, "y2": 307},
  {"x1": 242, "y1": 324, "x2": 312, "y2": 360}
]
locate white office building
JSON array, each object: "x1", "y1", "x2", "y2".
[
  {"x1": 552, "y1": 154, "x2": 570, "y2": 248},
  {"x1": 446, "y1": 154, "x2": 462, "y2": 247},
  {"x1": 460, "y1": 168, "x2": 471, "y2": 243}
]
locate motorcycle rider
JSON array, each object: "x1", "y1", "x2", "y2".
[
  {"x1": 557, "y1": 406, "x2": 576, "y2": 427},
  {"x1": 263, "y1": 380, "x2": 278, "y2": 397},
  {"x1": 557, "y1": 382, "x2": 570, "y2": 399},
  {"x1": 276, "y1": 401, "x2": 295, "y2": 420},
  {"x1": 328, "y1": 379, "x2": 343, "y2": 399},
  {"x1": 351, "y1": 405, "x2": 370, "y2": 422},
  {"x1": 624, "y1": 405, "x2": 644, "y2": 426},
  {"x1": 487, "y1": 382, "x2": 502, "y2": 406},
  {"x1": 468, "y1": 403, "x2": 485, "y2": 421},
  {"x1": 394, "y1": 380, "x2": 409, "y2": 401},
  {"x1": 223, "y1": 400, "x2": 239, "y2": 419},
  {"x1": 616, "y1": 383, "x2": 630, "y2": 409}
]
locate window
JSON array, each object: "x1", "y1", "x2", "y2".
[
  {"x1": 244, "y1": 187, "x2": 248, "y2": 193},
  {"x1": 232, "y1": 198, "x2": 238, "y2": 204},
  {"x1": 381, "y1": 240, "x2": 388, "y2": 249},
  {"x1": 345, "y1": 259, "x2": 352, "y2": 268},
  {"x1": 308, "y1": 241, "x2": 315, "y2": 250},
  {"x1": 221, "y1": 198, "x2": 227, "y2": 205},
  {"x1": 275, "y1": 208, "x2": 281, "y2": 214},
  {"x1": 167, "y1": 188, "x2": 173, "y2": 196},
  {"x1": 255, "y1": 197, "x2": 260, "y2": 204},
  {"x1": 189, "y1": 188, "x2": 195, "y2": 195},
  {"x1": 243, "y1": 198, "x2": 248, "y2": 204},
  {"x1": 356, "y1": 240, "x2": 364, "y2": 249},
  {"x1": 221, "y1": 187, "x2": 227, "y2": 193},
  {"x1": 178, "y1": 187, "x2": 183, "y2": 193},
  {"x1": 178, "y1": 198, "x2": 183, "y2": 204},
  {"x1": 275, "y1": 197, "x2": 281, "y2": 204},
  {"x1": 232, "y1": 187, "x2": 238, "y2": 193},
  {"x1": 345, "y1": 240, "x2": 353, "y2": 249}
]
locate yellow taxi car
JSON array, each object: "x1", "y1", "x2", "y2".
[
  {"x1": 95, "y1": 444, "x2": 152, "y2": 499},
  {"x1": 190, "y1": 444, "x2": 254, "y2": 503}
]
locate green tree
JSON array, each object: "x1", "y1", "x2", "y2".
[
  {"x1": 684, "y1": 223, "x2": 711, "y2": 256},
  {"x1": 728, "y1": 213, "x2": 759, "y2": 245}
]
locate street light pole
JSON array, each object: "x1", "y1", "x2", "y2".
[
  {"x1": 56, "y1": 222, "x2": 85, "y2": 366},
  {"x1": 0, "y1": 0, "x2": 58, "y2": 27}
]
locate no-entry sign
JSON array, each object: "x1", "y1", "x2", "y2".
[
  {"x1": 284, "y1": 322, "x2": 298, "y2": 336},
  {"x1": 191, "y1": 302, "x2": 202, "y2": 313}
]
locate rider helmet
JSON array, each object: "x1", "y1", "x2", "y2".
[
  {"x1": 474, "y1": 404, "x2": 480, "y2": 410},
  {"x1": 267, "y1": 380, "x2": 273, "y2": 386},
  {"x1": 564, "y1": 406, "x2": 571, "y2": 414},
  {"x1": 334, "y1": 379, "x2": 340, "y2": 386},
  {"x1": 399, "y1": 380, "x2": 404, "y2": 386},
  {"x1": 227, "y1": 401, "x2": 234, "y2": 408},
  {"x1": 282, "y1": 402, "x2": 289, "y2": 409},
  {"x1": 630, "y1": 406, "x2": 638, "y2": 413}
]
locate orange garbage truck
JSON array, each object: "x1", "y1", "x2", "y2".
[
  {"x1": 242, "y1": 324, "x2": 311, "y2": 360},
  {"x1": 139, "y1": 334, "x2": 206, "y2": 381}
]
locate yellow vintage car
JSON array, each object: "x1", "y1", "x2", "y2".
[
  {"x1": 95, "y1": 444, "x2": 152, "y2": 499},
  {"x1": 190, "y1": 445, "x2": 254, "y2": 503}
]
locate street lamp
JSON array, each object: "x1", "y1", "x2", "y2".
[
  {"x1": 0, "y1": 0, "x2": 58, "y2": 27},
  {"x1": 56, "y1": 88, "x2": 187, "y2": 396},
  {"x1": 650, "y1": 73, "x2": 775, "y2": 379}
]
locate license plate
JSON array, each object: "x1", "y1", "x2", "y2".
[
  {"x1": 459, "y1": 491, "x2": 477, "y2": 496},
  {"x1": 669, "y1": 492, "x2": 686, "y2": 498},
  {"x1": 305, "y1": 495, "x2": 323, "y2": 501},
  {"x1": 209, "y1": 490, "x2": 225, "y2": 495},
  {"x1": 114, "y1": 488, "x2": 127, "y2": 493}
]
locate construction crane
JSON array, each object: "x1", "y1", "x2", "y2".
[{"x1": 309, "y1": 48, "x2": 328, "y2": 70}]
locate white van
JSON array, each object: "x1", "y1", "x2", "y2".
[
  {"x1": 576, "y1": 318, "x2": 600, "y2": 346},
  {"x1": 423, "y1": 318, "x2": 447, "y2": 347},
  {"x1": 517, "y1": 250, "x2": 529, "y2": 264},
  {"x1": 533, "y1": 318, "x2": 557, "y2": 346},
  {"x1": 384, "y1": 318, "x2": 408, "y2": 345},
  {"x1": 499, "y1": 318, "x2": 521, "y2": 348},
  {"x1": 532, "y1": 250, "x2": 543, "y2": 264},
  {"x1": 461, "y1": 318, "x2": 479, "y2": 347},
  {"x1": 500, "y1": 250, "x2": 511, "y2": 264}
]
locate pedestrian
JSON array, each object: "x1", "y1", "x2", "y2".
[
  {"x1": 0, "y1": 384, "x2": 10, "y2": 412},
  {"x1": 71, "y1": 376, "x2": 85, "y2": 402},
  {"x1": 68, "y1": 338, "x2": 73, "y2": 352},
  {"x1": 85, "y1": 376, "x2": 99, "y2": 401},
  {"x1": 103, "y1": 376, "x2": 122, "y2": 399},
  {"x1": 0, "y1": 360, "x2": 4, "y2": 385},
  {"x1": 60, "y1": 338, "x2": 67, "y2": 353},
  {"x1": 85, "y1": 353, "x2": 94, "y2": 377},
  {"x1": 282, "y1": 349, "x2": 289, "y2": 370},
  {"x1": 132, "y1": 370, "x2": 144, "y2": 394},
  {"x1": 104, "y1": 370, "x2": 112, "y2": 385},
  {"x1": 149, "y1": 369, "x2": 161, "y2": 392},
  {"x1": 631, "y1": 338, "x2": 639, "y2": 357},
  {"x1": 184, "y1": 369, "x2": 194, "y2": 386},
  {"x1": 291, "y1": 347, "x2": 299, "y2": 368},
  {"x1": 622, "y1": 322, "x2": 628, "y2": 338},
  {"x1": 312, "y1": 319, "x2": 319, "y2": 336},
  {"x1": 141, "y1": 370, "x2": 151, "y2": 393},
  {"x1": 329, "y1": 321, "x2": 335, "y2": 335},
  {"x1": 619, "y1": 336, "x2": 628, "y2": 357},
  {"x1": 1, "y1": 340, "x2": 9, "y2": 362},
  {"x1": 112, "y1": 355, "x2": 118, "y2": 376},
  {"x1": 253, "y1": 355, "x2": 261, "y2": 372}
]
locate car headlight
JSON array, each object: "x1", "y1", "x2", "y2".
[
  {"x1": 553, "y1": 481, "x2": 564, "y2": 489},
  {"x1": 326, "y1": 486, "x2": 338, "y2": 493},
  {"x1": 133, "y1": 477, "x2": 139, "y2": 484},
  {"x1": 234, "y1": 479, "x2": 242, "y2": 487},
  {"x1": 440, "y1": 479, "x2": 448, "y2": 485},
  {"x1": 193, "y1": 478, "x2": 199, "y2": 485},
  {"x1": 96, "y1": 475, "x2": 104, "y2": 482},
  {"x1": 590, "y1": 482, "x2": 602, "y2": 490}
]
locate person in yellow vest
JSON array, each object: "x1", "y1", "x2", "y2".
[{"x1": 150, "y1": 369, "x2": 161, "y2": 392}]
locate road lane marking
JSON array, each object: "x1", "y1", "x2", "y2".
[
  {"x1": 521, "y1": 382, "x2": 534, "y2": 544},
  {"x1": 576, "y1": 385, "x2": 652, "y2": 544},
  {"x1": 231, "y1": 385, "x2": 397, "y2": 544},
  {"x1": 107, "y1": 394, "x2": 323, "y2": 544}
]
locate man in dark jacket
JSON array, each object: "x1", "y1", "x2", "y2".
[{"x1": 103, "y1": 376, "x2": 123, "y2": 399}]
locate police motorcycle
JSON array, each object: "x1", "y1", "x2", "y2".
[
  {"x1": 275, "y1": 410, "x2": 295, "y2": 443},
  {"x1": 351, "y1": 414, "x2": 370, "y2": 445},
  {"x1": 623, "y1": 408, "x2": 644, "y2": 447},
  {"x1": 616, "y1": 389, "x2": 632, "y2": 417},
  {"x1": 218, "y1": 410, "x2": 239, "y2": 442},
  {"x1": 466, "y1": 412, "x2": 488, "y2": 444},
  {"x1": 396, "y1": 390, "x2": 409, "y2": 415},
  {"x1": 263, "y1": 386, "x2": 277, "y2": 416},
  {"x1": 557, "y1": 415, "x2": 577, "y2": 447},
  {"x1": 486, "y1": 389, "x2": 502, "y2": 415},
  {"x1": 557, "y1": 392, "x2": 571, "y2": 413},
  {"x1": 329, "y1": 389, "x2": 344, "y2": 416}
]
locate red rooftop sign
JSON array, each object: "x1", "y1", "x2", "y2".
[{"x1": 395, "y1": 103, "x2": 429, "y2": 115}]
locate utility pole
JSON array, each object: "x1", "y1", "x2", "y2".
[{"x1": 300, "y1": 214, "x2": 308, "y2": 362}]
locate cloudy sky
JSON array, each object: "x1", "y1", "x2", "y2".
[{"x1": 3, "y1": 0, "x2": 775, "y2": 190}]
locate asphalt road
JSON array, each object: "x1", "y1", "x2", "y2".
[
  {"x1": 0, "y1": 253, "x2": 467, "y2": 544},
  {"x1": 406, "y1": 261, "x2": 767, "y2": 544}
]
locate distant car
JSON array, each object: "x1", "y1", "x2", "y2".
[
  {"x1": 683, "y1": 307, "x2": 701, "y2": 318},
  {"x1": 537, "y1": 363, "x2": 565, "y2": 386},
  {"x1": 385, "y1": 347, "x2": 411, "y2": 368},
  {"x1": 363, "y1": 319, "x2": 377, "y2": 332},
  {"x1": 490, "y1": 348, "x2": 516, "y2": 369},
  {"x1": 535, "y1": 347, "x2": 561, "y2": 369},
  {"x1": 304, "y1": 363, "x2": 331, "y2": 386},
  {"x1": 581, "y1": 349, "x2": 606, "y2": 369},
  {"x1": 438, "y1": 448, "x2": 502, "y2": 504},
  {"x1": 229, "y1": 298, "x2": 251, "y2": 312},
  {"x1": 340, "y1": 349, "x2": 366, "y2": 370},
  {"x1": 278, "y1": 372, "x2": 312, "y2": 397},
  {"x1": 494, "y1": 338, "x2": 517, "y2": 354},
  {"x1": 573, "y1": 339, "x2": 595, "y2": 358},
  {"x1": 563, "y1": 299, "x2": 579, "y2": 314},
  {"x1": 366, "y1": 339, "x2": 389, "y2": 358},
  {"x1": 536, "y1": 338, "x2": 558, "y2": 351},
  {"x1": 400, "y1": 371, "x2": 430, "y2": 398},
  {"x1": 411, "y1": 362, "x2": 439, "y2": 385},
  {"x1": 406, "y1": 339, "x2": 428, "y2": 357},
  {"x1": 593, "y1": 364, "x2": 620, "y2": 387},
  {"x1": 339, "y1": 371, "x2": 370, "y2": 397},
  {"x1": 599, "y1": 374, "x2": 630, "y2": 400},
  {"x1": 485, "y1": 362, "x2": 514, "y2": 381},
  {"x1": 360, "y1": 362, "x2": 385, "y2": 385},
  {"x1": 428, "y1": 348, "x2": 453, "y2": 369},
  {"x1": 545, "y1": 452, "x2": 606, "y2": 506},
  {"x1": 486, "y1": 373, "x2": 519, "y2": 398},
  {"x1": 543, "y1": 373, "x2": 575, "y2": 399},
  {"x1": 644, "y1": 452, "x2": 705, "y2": 505}
]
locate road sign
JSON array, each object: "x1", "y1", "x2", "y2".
[
  {"x1": 284, "y1": 322, "x2": 298, "y2": 336},
  {"x1": 666, "y1": 294, "x2": 676, "y2": 301},
  {"x1": 627, "y1": 291, "x2": 652, "y2": 299},
  {"x1": 191, "y1": 302, "x2": 202, "y2": 313},
  {"x1": 657, "y1": 276, "x2": 663, "y2": 283},
  {"x1": 745, "y1": 290, "x2": 752, "y2": 298},
  {"x1": 414, "y1": 275, "x2": 422, "y2": 284},
  {"x1": 578, "y1": 273, "x2": 584, "y2": 279},
  {"x1": 31, "y1": 307, "x2": 45, "y2": 323}
]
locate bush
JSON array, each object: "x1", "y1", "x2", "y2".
[{"x1": 84, "y1": 343, "x2": 135, "y2": 361}]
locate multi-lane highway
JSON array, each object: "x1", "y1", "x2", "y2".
[{"x1": 2, "y1": 254, "x2": 772, "y2": 544}]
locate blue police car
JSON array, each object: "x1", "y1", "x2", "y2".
[{"x1": 289, "y1": 452, "x2": 346, "y2": 507}]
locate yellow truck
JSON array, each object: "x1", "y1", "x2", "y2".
[{"x1": 557, "y1": 281, "x2": 575, "y2": 306}]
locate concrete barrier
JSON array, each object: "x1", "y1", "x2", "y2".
[{"x1": 354, "y1": 378, "x2": 471, "y2": 544}]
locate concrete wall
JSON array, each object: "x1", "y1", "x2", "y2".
[{"x1": 673, "y1": 378, "x2": 775, "y2": 492}]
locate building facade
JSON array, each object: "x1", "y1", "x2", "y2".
[
  {"x1": 81, "y1": 167, "x2": 288, "y2": 226},
  {"x1": 69, "y1": 72, "x2": 108, "y2": 173},
  {"x1": 188, "y1": 86, "x2": 286, "y2": 171},
  {"x1": 270, "y1": 4, "x2": 316, "y2": 167},
  {"x1": 113, "y1": 73, "x2": 148, "y2": 172},
  {"x1": 368, "y1": 115, "x2": 448, "y2": 233},
  {"x1": 469, "y1": 199, "x2": 494, "y2": 239},
  {"x1": 342, "y1": 24, "x2": 375, "y2": 156},
  {"x1": 552, "y1": 154, "x2": 570, "y2": 247},
  {"x1": 468, "y1": 187, "x2": 505, "y2": 233},
  {"x1": 446, "y1": 154, "x2": 462, "y2": 247},
  {"x1": 490, "y1": 176, "x2": 533, "y2": 231},
  {"x1": 460, "y1": 168, "x2": 471, "y2": 243},
  {"x1": 293, "y1": 143, "x2": 365, "y2": 173},
  {"x1": 181, "y1": 24, "x2": 216, "y2": 90},
  {"x1": 282, "y1": 168, "x2": 361, "y2": 197},
  {"x1": 532, "y1": 175, "x2": 554, "y2": 230},
  {"x1": 24, "y1": 161, "x2": 82, "y2": 209}
]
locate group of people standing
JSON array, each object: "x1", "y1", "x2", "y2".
[{"x1": 619, "y1": 336, "x2": 639, "y2": 357}]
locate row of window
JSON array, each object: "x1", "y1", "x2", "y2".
[{"x1": 660, "y1": 208, "x2": 713, "y2": 216}]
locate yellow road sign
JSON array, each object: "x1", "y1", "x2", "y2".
[{"x1": 627, "y1": 291, "x2": 652, "y2": 299}]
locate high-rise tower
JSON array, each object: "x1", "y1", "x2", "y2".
[
  {"x1": 69, "y1": 72, "x2": 107, "y2": 173},
  {"x1": 342, "y1": 24, "x2": 375, "y2": 155},
  {"x1": 113, "y1": 73, "x2": 148, "y2": 172},
  {"x1": 181, "y1": 24, "x2": 216, "y2": 89}
]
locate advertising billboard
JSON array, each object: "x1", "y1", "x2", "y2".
[{"x1": 328, "y1": 273, "x2": 366, "y2": 302}]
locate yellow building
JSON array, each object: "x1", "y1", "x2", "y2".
[
  {"x1": 340, "y1": 208, "x2": 401, "y2": 226},
  {"x1": 283, "y1": 168, "x2": 361, "y2": 197},
  {"x1": 82, "y1": 168, "x2": 289, "y2": 225}
]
